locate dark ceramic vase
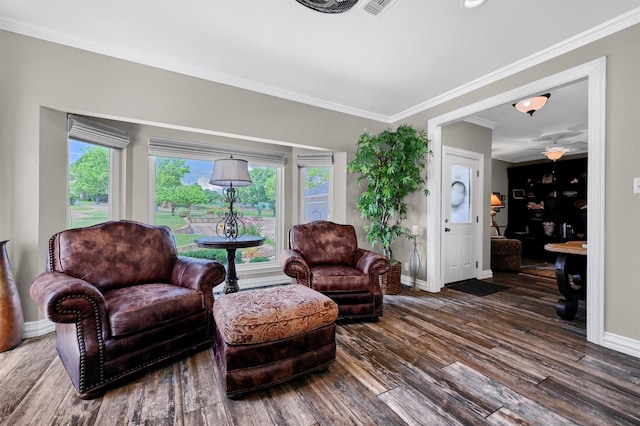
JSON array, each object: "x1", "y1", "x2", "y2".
[{"x1": 0, "y1": 240, "x2": 24, "y2": 352}]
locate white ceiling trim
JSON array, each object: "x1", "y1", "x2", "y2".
[
  {"x1": 390, "y1": 7, "x2": 640, "y2": 123},
  {"x1": 425, "y1": 58, "x2": 607, "y2": 347},
  {"x1": 1, "y1": 8, "x2": 639, "y2": 124},
  {"x1": 0, "y1": 15, "x2": 389, "y2": 122},
  {"x1": 463, "y1": 116, "x2": 496, "y2": 129}
]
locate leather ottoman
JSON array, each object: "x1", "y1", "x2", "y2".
[
  {"x1": 212, "y1": 284, "x2": 339, "y2": 398},
  {"x1": 491, "y1": 237, "x2": 522, "y2": 272}
]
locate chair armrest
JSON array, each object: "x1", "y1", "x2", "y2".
[
  {"x1": 172, "y1": 257, "x2": 226, "y2": 310},
  {"x1": 280, "y1": 249, "x2": 311, "y2": 286},
  {"x1": 353, "y1": 249, "x2": 391, "y2": 277},
  {"x1": 29, "y1": 271, "x2": 108, "y2": 325}
]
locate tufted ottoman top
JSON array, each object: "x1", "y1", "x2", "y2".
[{"x1": 213, "y1": 284, "x2": 338, "y2": 345}]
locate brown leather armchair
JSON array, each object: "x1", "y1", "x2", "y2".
[
  {"x1": 29, "y1": 220, "x2": 226, "y2": 399},
  {"x1": 280, "y1": 221, "x2": 390, "y2": 321}
]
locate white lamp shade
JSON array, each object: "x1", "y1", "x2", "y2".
[{"x1": 209, "y1": 158, "x2": 252, "y2": 187}]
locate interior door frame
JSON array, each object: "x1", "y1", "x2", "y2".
[
  {"x1": 441, "y1": 146, "x2": 484, "y2": 284},
  {"x1": 426, "y1": 57, "x2": 606, "y2": 346}
]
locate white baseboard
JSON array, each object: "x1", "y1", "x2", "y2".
[
  {"x1": 478, "y1": 269, "x2": 494, "y2": 280},
  {"x1": 24, "y1": 319, "x2": 55, "y2": 338},
  {"x1": 401, "y1": 274, "x2": 429, "y2": 291},
  {"x1": 603, "y1": 332, "x2": 640, "y2": 359}
]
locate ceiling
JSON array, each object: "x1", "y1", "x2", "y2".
[
  {"x1": 1, "y1": 0, "x2": 640, "y2": 162},
  {"x1": 467, "y1": 80, "x2": 590, "y2": 163}
]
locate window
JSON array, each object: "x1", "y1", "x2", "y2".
[
  {"x1": 67, "y1": 115, "x2": 129, "y2": 228},
  {"x1": 149, "y1": 138, "x2": 285, "y2": 269},
  {"x1": 298, "y1": 153, "x2": 333, "y2": 223}
]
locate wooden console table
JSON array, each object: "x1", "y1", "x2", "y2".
[{"x1": 544, "y1": 241, "x2": 587, "y2": 320}]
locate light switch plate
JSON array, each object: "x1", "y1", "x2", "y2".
[{"x1": 634, "y1": 177, "x2": 640, "y2": 194}]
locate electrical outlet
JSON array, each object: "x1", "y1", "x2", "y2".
[
  {"x1": 404, "y1": 262, "x2": 409, "y2": 271},
  {"x1": 634, "y1": 177, "x2": 640, "y2": 194}
]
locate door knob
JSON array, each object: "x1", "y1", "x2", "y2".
[{"x1": 444, "y1": 227, "x2": 451, "y2": 232}]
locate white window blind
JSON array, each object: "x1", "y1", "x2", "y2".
[
  {"x1": 148, "y1": 137, "x2": 286, "y2": 166},
  {"x1": 296, "y1": 153, "x2": 333, "y2": 168},
  {"x1": 67, "y1": 114, "x2": 130, "y2": 149}
]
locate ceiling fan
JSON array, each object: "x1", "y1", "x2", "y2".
[
  {"x1": 524, "y1": 131, "x2": 587, "y2": 160},
  {"x1": 294, "y1": 0, "x2": 359, "y2": 13}
]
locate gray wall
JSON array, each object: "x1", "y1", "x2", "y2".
[
  {"x1": 441, "y1": 122, "x2": 493, "y2": 271},
  {"x1": 396, "y1": 24, "x2": 640, "y2": 341},
  {"x1": 0, "y1": 30, "x2": 385, "y2": 323},
  {"x1": 2, "y1": 22, "x2": 640, "y2": 343}
]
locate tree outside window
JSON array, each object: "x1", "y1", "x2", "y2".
[
  {"x1": 68, "y1": 140, "x2": 110, "y2": 228},
  {"x1": 153, "y1": 157, "x2": 278, "y2": 266}
]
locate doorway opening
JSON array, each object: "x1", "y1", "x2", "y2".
[{"x1": 426, "y1": 57, "x2": 606, "y2": 346}]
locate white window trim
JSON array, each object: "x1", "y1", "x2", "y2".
[
  {"x1": 67, "y1": 114, "x2": 130, "y2": 223},
  {"x1": 148, "y1": 137, "x2": 286, "y2": 274},
  {"x1": 297, "y1": 153, "x2": 334, "y2": 223},
  {"x1": 149, "y1": 137, "x2": 285, "y2": 165}
]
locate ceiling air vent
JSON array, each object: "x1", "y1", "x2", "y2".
[{"x1": 362, "y1": 0, "x2": 397, "y2": 16}]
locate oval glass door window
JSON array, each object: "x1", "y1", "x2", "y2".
[{"x1": 451, "y1": 165, "x2": 471, "y2": 223}]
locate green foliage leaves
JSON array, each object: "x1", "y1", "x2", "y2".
[
  {"x1": 348, "y1": 124, "x2": 431, "y2": 258},
  {"x1": 157, "y1": 158, "x2": 190, "y2": 188},
  {"x1": 304, "y1": 167, "x2": 330, "y2": 189},
  {"x1": 238, "y1": 167, "x2": 276, "y2": 214},
  {"x1": 69, "y1": 145, "x2": 109, "y2": 201},
  {"x1": 155, "y1": 158, "x2": 208, "y2": 214}
]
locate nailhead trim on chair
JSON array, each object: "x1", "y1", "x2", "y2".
[
  {"x1": 44, "y1": 224, "x2": 220, "y2": 397},
  {"x1": 55, "y1": 294, "x2": 105, "y2": 391},
  {"x1": 55, "y1": 292, "x2": 214, "y2": 394}
]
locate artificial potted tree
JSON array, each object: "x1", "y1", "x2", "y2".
[{"x1": 348, "y1": 124, "x2": 431, "y2": 294}]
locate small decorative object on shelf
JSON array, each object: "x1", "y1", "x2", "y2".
[{"x1": 0, "y1": 240, "x2": 24, "y2": 352}]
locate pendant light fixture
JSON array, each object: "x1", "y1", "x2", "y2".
[{"x1": 513, "y1": 93, "x2": 551, "y2": 116}]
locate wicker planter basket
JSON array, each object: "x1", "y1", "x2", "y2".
[{"x1": 380, "y1": 261, "x2": 401, "y2": 295}]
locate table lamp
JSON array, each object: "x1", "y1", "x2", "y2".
[
  {"x1": 490, "y1": 193, "x2": 504, "y2": 235},
  {"x1": 209, "y1": 156, "x2": 252, "y2": 239}
]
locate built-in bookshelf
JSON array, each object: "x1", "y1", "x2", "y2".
[{"x1": 506, "y1": 157, "x2": 587, "y2": 260}]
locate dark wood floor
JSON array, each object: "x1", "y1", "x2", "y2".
[{"x1": 2, "y1": 271, "x2": 640, "y2": 425}]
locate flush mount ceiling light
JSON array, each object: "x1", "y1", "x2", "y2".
[
  {"x1": 542, "y1": 146, "x2": 567, "y2": 161},
  {"x1": 513, "y1": 93, "x2": 551, "y2": 116},
  {"x1": 295, "y1": 0, "x2": 359, "y2": 13},
  {"x1": 461, "y1": 0, "x2": 487, "y2": 9}
]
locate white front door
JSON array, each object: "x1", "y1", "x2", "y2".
[{"x1": 442, "y1": 148, "x2": 480, "y2": 284}]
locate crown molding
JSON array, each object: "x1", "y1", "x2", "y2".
[
  {"x1": 0, "y1": 16, "x2": 388, "y2": 122},
  {"x1": 1, "y1": 8, "x2": 639, "y2": 124},
  {"x1": 463, "y1": 116, "x2": 497, "y2": 129},
  {"x1": 390, "y1": 7, "x2": 640, "y2": 123}
]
